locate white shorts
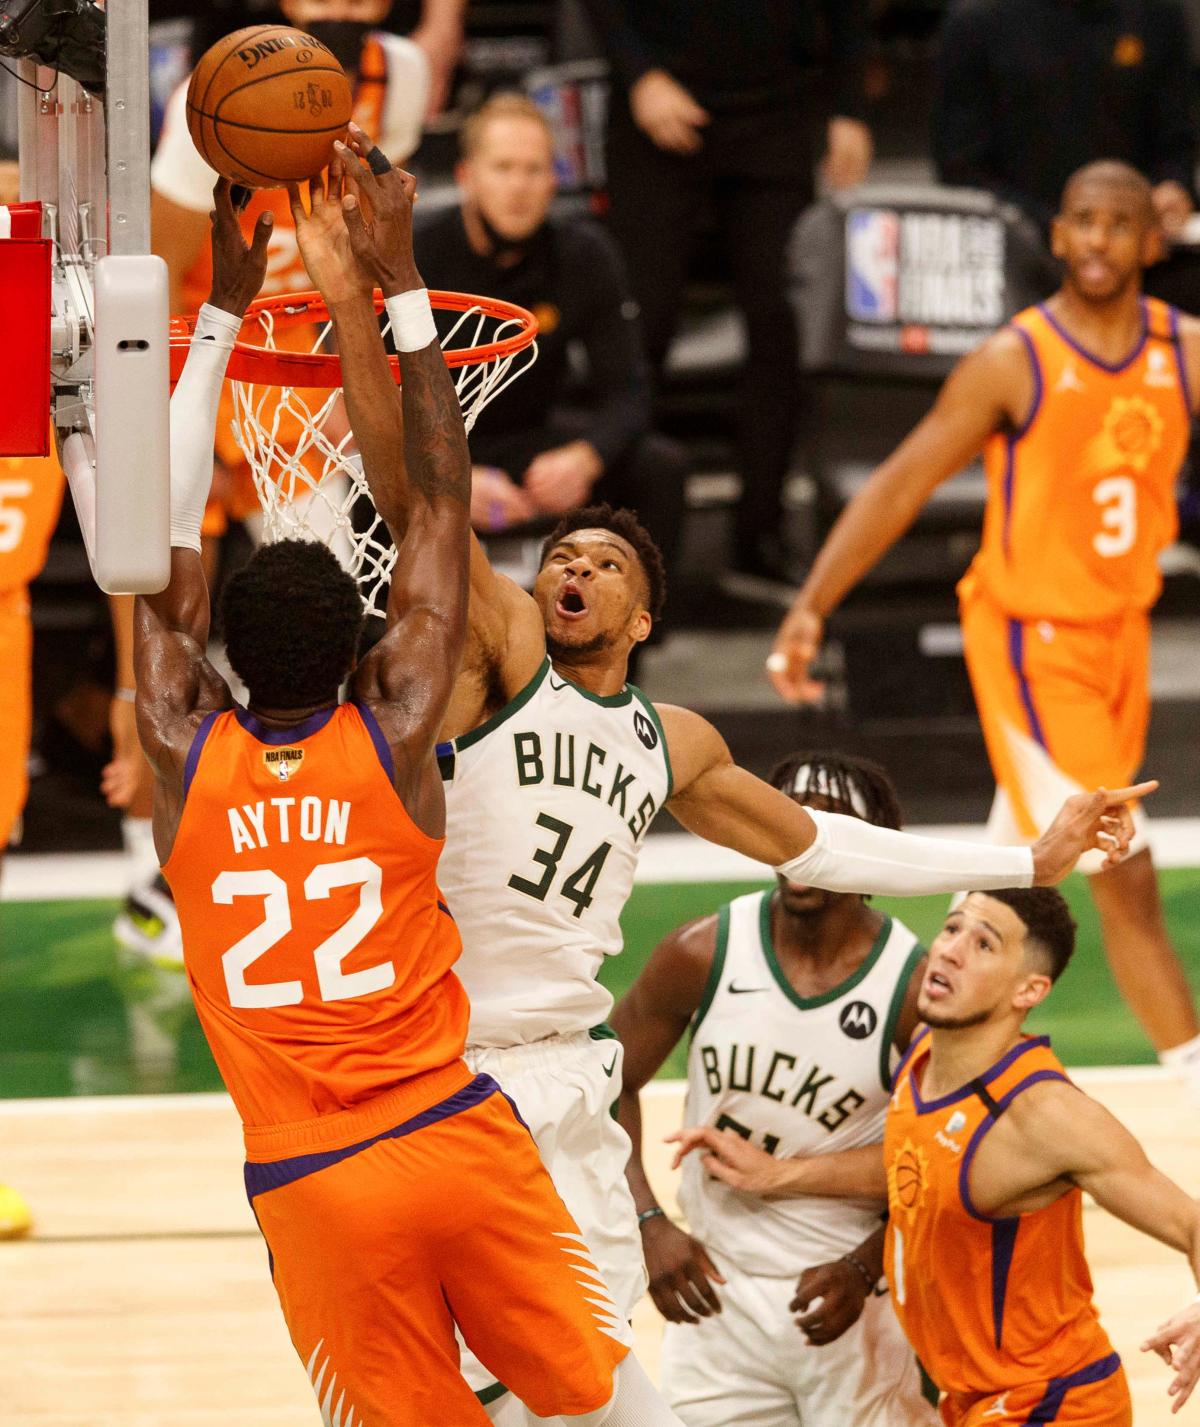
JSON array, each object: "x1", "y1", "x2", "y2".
[
  {"x1": 661, "y1": 1248, "x2": 937, "y2": 1427},
  {"x1": 459, "y1": 1030, "x2": 644, "y2": 1402}
]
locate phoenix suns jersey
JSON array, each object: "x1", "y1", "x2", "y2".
[
  {"x1": 0, "y1": 446, "x2": 65, "y2": 593},
  {"x1": 966, "y1": 298, "x2": 1189, "y2": 622},
  {"x1": 884, "y1": 1031, "x2": 1114, "y2": 1399},
  {"x1": 437, "y1": 658, "x2": 672, "y2": 1047},
  {"x1": 163, "y1": 702, "x2": 469, "y2": 1145},
  {"x1": 682, "y1": 891, "x2": 924, "y2": 1277}
]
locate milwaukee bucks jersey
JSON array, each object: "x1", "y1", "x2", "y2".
[
  {"x1": 437, "y1": 658, "x2": 672, "y2": 1047},
  {"x1": 681, "y1": 890, "x2": 924, "y2": 1277}
]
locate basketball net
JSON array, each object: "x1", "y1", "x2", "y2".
[{"x1": 222, "y1": 290, "x2": 538, "y2": 617}]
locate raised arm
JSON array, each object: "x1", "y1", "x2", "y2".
[
  {"x1": 134, "y1": 182, "x2": 271, "y2": 855},
  {"x1": 660, "y1": 703, "x2": 1150, "y2": 891},
  {"x1": 767, "y1": 330, "x2": 1030, "y2": 702},
  {"x1": 290, "y1": 132, "x2": 545, "y2": 711},
  {"x1": 290, "y1": 157, "x2": 471, "y2": 784},
  {"x1": 610, "y1": 915, "x2": 727, "y2": 1323}
]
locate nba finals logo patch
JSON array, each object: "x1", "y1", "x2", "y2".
[
  {"x1": 887, "y1": 1138, "x2": 929, "y2": 1221},
  {"x1": 263, "y1": 747, "x2": 305, "y2": 782}
]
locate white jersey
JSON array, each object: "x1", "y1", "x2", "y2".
[
  {"x1": 438, "y1": 658, "x2": 672, "y2": 1047},
  {"x1": 681, "y1": 890, "x2": 924, "y2": 1278}
]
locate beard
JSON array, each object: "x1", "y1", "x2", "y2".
[
  {"x1": 545, "y1": 629, "x2": 610, "y2": 662},
  {"x1": 919, "y1": 1005, "x2": 994, "y2": 1030}
]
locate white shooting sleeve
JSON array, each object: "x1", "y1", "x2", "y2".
[
  {"x1": 775, "y1": 808, "x2": 1035, "y2": 897},
  {"x1": 168, "y1": 303, "x2": 242, "y2": 552}
]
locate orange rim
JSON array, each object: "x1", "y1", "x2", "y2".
[{"x1": 168, "y1": 288, "x2": 538, "y2": 387}]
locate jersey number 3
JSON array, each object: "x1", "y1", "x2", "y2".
[
  {"x1": 212, "y1": 857, "x2": 390, "y2": 1009},
  {"x1": 1093, "y1": 474, "x2": 1137, "y2": 558}
]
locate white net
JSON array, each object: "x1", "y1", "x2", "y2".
[{"x1": 229, "y1": 297, "x2": 537, "y2": 616}]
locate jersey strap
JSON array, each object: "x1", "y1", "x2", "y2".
[
  {"x1": 182, "y1": 708, "x2": 223, "y2": 800},
  {"x1": 449, "y1": 658, "x2": 551, "y2": 756}
]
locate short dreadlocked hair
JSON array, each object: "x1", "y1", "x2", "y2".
[
  {"x1": 982, "y1": 887, "x2": 1077, "y2": 983},
  {"x1": 221, "y1": 540, "x2": 364, "y2": 711},
  {"x1": 768, "y1": 751, "x2": 904, "y2": 830},
  {"x1": 541, "y1": 504, "x2": 666, "y2": 621}
]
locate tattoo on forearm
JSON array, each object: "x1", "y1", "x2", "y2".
[{"x1": 397, "y1": 342, "x2": 470, "y2": 507}]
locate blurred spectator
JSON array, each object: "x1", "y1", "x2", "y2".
[
  {"x1": 582, "y1": 0, "x2": 874, "y2": 583},
  {"x1": 413, "y1": 93, "x2": 688, "y2": 574},
  {"x1": 934, "y1": 0, "x2": 1197, "y2": 238}
]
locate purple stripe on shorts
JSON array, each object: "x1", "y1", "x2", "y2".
[{"x1": 243, "y1": 1073, "x2": 500, "y2": 1201}]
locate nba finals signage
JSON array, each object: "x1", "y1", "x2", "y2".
[
  {"x1": 846, "y1": 207, "x2": 1006, "y2": 355},
  {"x1": 790, "y1": 185, "x2": 1046, "y2": 379}
]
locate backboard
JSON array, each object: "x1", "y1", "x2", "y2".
[{"x1": 3, "y1": 0, "x2": 169, "y2": 593}]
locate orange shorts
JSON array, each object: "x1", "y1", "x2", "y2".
[
  {"x1": 0, "y1": 586, "x2": 33, "y2": 845},
  {"x1": 247, "y1": 1072, "x2": 627, "y2": 1426},
  {"x1": 940, "y1": 1352, "x2": 1131, "y2": 1425},
  {"x1": 960, "y1": 586, "x2": 1150, "y2": 851}
]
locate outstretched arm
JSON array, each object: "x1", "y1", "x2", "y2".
[
  {"x1": 767, "y1": 330, "x2": 1030, "y2": 702},
  {"x1": 660, "y1": 704, "x2": 1151, "y2": 891},
  {"x1": 290, "y1": 133, "x2": 544, "y2": 713},
  {"x1": 610, "y1": 916, "x2": 727, "y2": 1324},
  {"x1": 288, "y1": 155, "x2": 470, "y2": 805},
  {"x1": 1006, "y1": 1082, "x2": 1200, "y2": 1412},
  {"x1": 134, "y1": 182, "x2": 271, "y2": 854}
]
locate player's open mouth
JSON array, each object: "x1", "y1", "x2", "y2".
[
  {"x1": 555, "y1": 582, "x2": 589, "y2": 620},
  {"x1": 924, "y1": 970, "x2": 954, "y2": 999}
]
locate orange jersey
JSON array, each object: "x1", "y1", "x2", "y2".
[
  {"x1": 966, "y1": 298, "x2": 1189, "y2": 622},
  {"x1": 162, "y1": 702, "x2": 469, "y2": 1148},
  {"x1": 884, "y1": 1030, "x2": 1116, "y2": 1403},
  {"x1": 0, "y1": 446, "x2": 65, "y2": 593}
]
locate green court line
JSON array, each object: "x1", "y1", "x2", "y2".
[{"x1": 2, "y1": 871, "x2": 1198, "y2": 1098}]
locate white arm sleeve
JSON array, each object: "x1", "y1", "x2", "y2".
[
  {"x1": 168, "y1": 303, "x2": 241, "y2": 552},
  {"x1": 775, "y1": 808, "x2": 1035, "y2": 897}
]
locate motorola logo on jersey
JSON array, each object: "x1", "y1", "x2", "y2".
[
  {"x1": 839, "y1": 1001, "x2": 878, "y2": 1039},
  {"x1": 633, "y1": 710, "x2": 658, "y2": 750}
]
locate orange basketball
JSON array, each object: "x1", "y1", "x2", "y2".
[{"x1": 185, "y1": 25, "x2": 353, "y2": 188}]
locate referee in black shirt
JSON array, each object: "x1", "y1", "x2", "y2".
[
  {"x1": 935, "y1": 0, "x2": 1197, "y2": 237},
  {"x1": 582, "y1": 0, "x2": 874, "y2": 583},
  {"x1": 413, "y1": 94, "x2": 686, "y2": 573}
]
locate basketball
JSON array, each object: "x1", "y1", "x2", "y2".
[{"x1": 185, "y1": 25, "x2": 353, "y2": 189}]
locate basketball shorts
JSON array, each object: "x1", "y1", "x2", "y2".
[
  {"x1": 247, "y1": 1071, "x2": 628, "y2": 1427},
  {"x1": 661, "y1": 1246, "x2": 936, "y2": 1427},
  {"x1": 959, "y1": 589, "x2": 1151, "y2": 875},
  {"x1": 459, "y1": 1030, "x2": 643, "y2": 1408},
  {"x1": 0, "y1": 586, "x2": 33, "y2": 846},
  {"x1": 939, "y1": 1352, "x2": 1131, "y2": 1426}
]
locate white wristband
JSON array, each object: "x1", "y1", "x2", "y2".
[
  {"x1": 384, "y1": 288, "x2": 438, "y2": 352},
  {"x1": 193, "y1": 302, "x2": 241, "y2": 349},
  {"x1": 775, "y1": 808, "x2": 1035, "y2": 899}
]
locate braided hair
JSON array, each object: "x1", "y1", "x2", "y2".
[{"x1": 768, "y1": 751, "x2": 904, "y2": 831}]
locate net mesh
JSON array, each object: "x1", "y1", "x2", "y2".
[{"x1": 229, "y1": 297, "x2": 537, "y2": 616}]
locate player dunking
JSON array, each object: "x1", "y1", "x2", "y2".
[
  {"x1": 614, "y1": 753, "x2": 935, "y2": 1426},
  {"x1": 770, "y1": 160, "x2": 1200, "y2": 1102},
  {"x1": 293, "y1": 129, "x2": 1147, "y2": 1427},
  {"x1": 134, "y1": 176, "x2": 634, "y2": 1426}
]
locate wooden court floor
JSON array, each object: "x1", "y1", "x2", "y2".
[{"x1": 2, "y1": 1072, "x2": 1195, "y2": 1426}]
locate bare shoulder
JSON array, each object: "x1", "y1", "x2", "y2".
[
  {"x1": 653, "y1": 703, "x2": 730, "y2": 794},
  {"x1": 936, "y1": 324, "x2": 1033, "y2": 429},
  {"x1": 990, "y1": 1073, "x2": 1112, "y2": 1173}
]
